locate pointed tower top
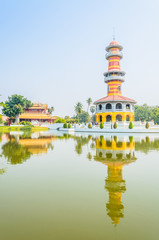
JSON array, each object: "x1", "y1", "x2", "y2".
[{"x1": 113, "y1": 27, "x2": 115, "y2": 40}]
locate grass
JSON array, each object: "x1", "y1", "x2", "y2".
[{"x1": 0, "y1": 125, "x2": 49, "y2": 133}]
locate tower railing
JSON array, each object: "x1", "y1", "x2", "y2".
[
  {"x1": 105, "y1": 52, "x2": 123, "y2": 59},
  {"x1": 104, "y1": 75, "x2": 125, "y2": 82}
]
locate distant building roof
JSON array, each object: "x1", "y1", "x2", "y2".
[
  {"x1": 29, "y1": 103, "x2": 48, "y2": 110},
  {"x1": 19, "y1": 113, "x2": 56, "y2": 120}
]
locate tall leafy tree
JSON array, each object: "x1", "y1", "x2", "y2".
[
  {"x1": 79, "y1": 111, "x2": 89, "y2": 123},
  {"x1": 2, "y1": 95, "x2": 32, "y2": 124},
  {"x1": 75, "y1": 102, "x2": 83, "y2": 120},
  {"x1": 86, "y1": 98, "x2": 92, "y2": 113}
]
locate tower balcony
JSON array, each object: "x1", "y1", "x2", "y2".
[
  {"x1": 104, "y1": 75, "x2": 125, "y2": 83},
  {"x1": 105, "y1": 51, "x2": 123, "y2": 60}
]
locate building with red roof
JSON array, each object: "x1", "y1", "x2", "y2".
[{"x1": 94, "y1": 40, "x2": 136, "y2": 123}]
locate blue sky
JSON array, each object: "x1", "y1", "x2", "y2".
[{"x1": 0, "y1": 0, "x2": 159, "y2": 116}]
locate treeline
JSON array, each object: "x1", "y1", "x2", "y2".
[{"x1": 135, "y1": 104, "x2": 159, "y2": 124}]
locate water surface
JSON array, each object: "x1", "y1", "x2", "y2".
[{"x1": 0, "y1": 131, "x2": 159, "y2": 240}]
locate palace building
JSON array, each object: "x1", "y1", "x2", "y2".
[
  {"x1": 94, "y1": 40, "x2": 136, "y2": 123},
  {"x1": 19, "y1": 103, "x2": 56, "y2": 124}
]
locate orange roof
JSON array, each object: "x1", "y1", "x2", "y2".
[
  {"x1": 28, "y1": 103, "x2": 48, "y2": 110},
  {"x1": 19, "y1": 113, "x2": 56, "y2": 120},
  {"x1": 110, "y1": 40, "x2": 119, "y2": 46},
  {"x1": 94, "y1": 95, "x2": 136, "y2": 103}
]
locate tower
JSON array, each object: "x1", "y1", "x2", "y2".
[
  {"x1": 94, "y1": 40, "x2": 136, "y2": 123},
  {"x1": 105, "y1": 40, "x2": 124, "y2": 96}
]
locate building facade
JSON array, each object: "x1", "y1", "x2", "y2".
[
  {"x1": 19, "y1": 103, "x2": 56, "y2": 124},
  {"x1": 94, "y1": 40, "x2": 136, "y2": 123}
]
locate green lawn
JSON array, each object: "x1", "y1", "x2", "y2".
[{"x1": 0, "y1": 126, "x2": 49, "y2": 132}]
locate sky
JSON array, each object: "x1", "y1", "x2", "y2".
[{"x1": 0, "y1": 0, "x2": 159, "y2": 117}]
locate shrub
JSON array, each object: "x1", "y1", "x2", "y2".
[
  {"x1": 4, "y1": 121, "x2": 8, "y2": 126},
  {"x1": 0, "y1": 115, "x2": 3, "y2": 124},
  {"x1": 21, "y1": 121, "x2": 26, "y2": 125},
  {"x1": 88, "y1": 123, "x2": 92, "y2": 128},
  {"x1": 100, "y1": 122, "x2": 104, "y2": 129},
  {"x1": 26, "y1": 121, "x2": 32, "y2": 126},
  {"x1": 63, "y1": 123, "x2": 67, "y2": 128},
  {"x1": 68, "y1": 123, "x2": 71, "y2": 128},
  {"x1": 56, "y1": 118, "x2": 66, "y2": 123},
  {"x1": 20, "y1": 126, "x2": 32, "y2": 131},
  {"x1": 129, "y1": 121, "x2": 133, "y2": 129},
  {"x1": 113, "y1": 122, "x2": 117, "y2": 129},
  {"x1": 145, "y1": 122, "x2": 149, "y2": 129}
]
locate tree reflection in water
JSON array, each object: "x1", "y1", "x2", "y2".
[
  {"x1": 2, "y1": 141, "x2": 32, "y2": 165},
  {"x1": 1, "y1": 133, "x2": 54, "y2": 165}
]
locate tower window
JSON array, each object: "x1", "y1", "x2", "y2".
[
  {"x1": 107, "y1": 85, "x2": 110, "y2": 92},
  {"x1": 126, "y1": 104, "x2": 130, "y2": 110},
  {"x1": 118, "y1": 85, "x2": 121, "y2": 91},
  {"x1": 106, "y1": 103, "x2": 112, "y2": 109},
  {"x1": 116, "y1": 103, "x2": 122, "y2": 109},
  {"x1": 99, "y1": 104, "x2": 102, "y2": 110}
]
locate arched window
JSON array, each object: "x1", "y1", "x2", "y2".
[
  {"x1": 126, "y1": 104, "x2": 130, "y2": 110},
  {"x1": 118, "y1": 85, "x2": 121, "y2": 91},
  {"x1": 116, "y1": 114, "x2": 122, "y2": 121},
  {"x1": 99, "y1": 104, "x2": 102, "y2": 110},
  {"x1": 106, "y1": 115, "x2": 112, "y2": 122},
  {"x1": 116, "y1": 103, "x2": 122, "y2": 109},
  {"x1": 107, "y1": 85, "x2": 110, "y2": 92},
  {"x1": 106, "y1": 103, "x2": 112, "y2": 109}
]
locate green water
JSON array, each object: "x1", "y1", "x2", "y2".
[{"x1": 0, "y1": 131, "x2": 159, "y2": 240}]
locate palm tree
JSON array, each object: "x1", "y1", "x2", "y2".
[
  {"x1": 75, "y1": 102, "x2": 83, "y2": 121},
  {"x1": 86, "y1": 98, "x2": 92, "y2": 113}
]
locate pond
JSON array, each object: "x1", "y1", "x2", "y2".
[{"x1": 0, "y1": 131, "x2": 159, "y2": 240}]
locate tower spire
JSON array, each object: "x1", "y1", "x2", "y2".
[{"x1": 113, "y1": 27, "x2": 115, "y2": 40}]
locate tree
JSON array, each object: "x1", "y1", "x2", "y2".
[
  {"x1": 2, "y1": 95, "x2": 32, "y2": 124},
  {"x1": 113, "y1": 122, "x2": 117, "y2": 129},
  {"x1": 129, "y1": 121, "x2": 133, "y2": 129},
  {"x1": 48, "y1": 106, "x2": 54, "y2": 114},
  {"x1": 79, "y1": 111, "x2": 89, "y2": 123},
  {"x1": 100, "y1": 122, "x2": 104, "y2": 129},
  {"x1": 86, "y1": 98, "x2": 92, "y2": 113},
  {"x1": 75, "y1": 102, "x2": 83, "y2": 120},
  {"x1": 88, "y1": 122, "x2": 92, "y2": 128},
  {"x1": 63, "y1": 123, "x2": 67, "y2": 128},
  {"x1": 145, "y1": 122, "x2": 149, "y2": 129}
]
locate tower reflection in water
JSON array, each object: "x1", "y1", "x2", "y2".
[{"x1": 94, "y1": 136, "x2": 137, "y2": 225}]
